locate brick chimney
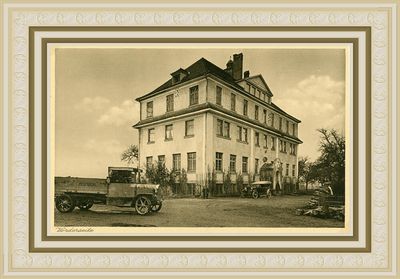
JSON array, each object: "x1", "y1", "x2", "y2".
[{"x1": 232, "y1": 53, "x2": 243, "y2": 80}]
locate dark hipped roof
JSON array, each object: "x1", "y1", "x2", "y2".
[{"x1": 136, "y1": 57, "x2": 244, "y2": 101}]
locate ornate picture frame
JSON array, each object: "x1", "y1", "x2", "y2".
[{"x1": 1, "y1": 1, "x2": 398, "y2": 277}]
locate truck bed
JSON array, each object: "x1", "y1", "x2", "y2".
[{"x1": 55, "y1": 176, "x2": 108, "y2": 195}]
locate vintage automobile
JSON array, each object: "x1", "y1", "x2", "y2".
[
  {"x1": 55, "y1": 167, "x2": 162, "y2": 215},
  {"x1": 240, "y1": 181, "x2": 272, "y2": 199}
]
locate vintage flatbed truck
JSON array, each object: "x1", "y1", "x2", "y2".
[{"x1": 55, "y1": 167, "x2": 162, "y2": 215}]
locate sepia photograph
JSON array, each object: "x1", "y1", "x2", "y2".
[{"x1": 53, "y1": 47, "x2": 347, "y2": 228}]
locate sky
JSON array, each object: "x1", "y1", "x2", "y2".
[{"x1": 55, "y1": 47, "x2": 345, "y2": 178}]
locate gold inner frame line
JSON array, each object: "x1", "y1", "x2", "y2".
[{"x1": 28, "y1": 26, "x2": 371, "y2": 253}]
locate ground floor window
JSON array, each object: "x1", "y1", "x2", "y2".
[
  {"x1": 146, "y1": 156, "x2": 153, "y2": 168},
  {"x1": 172, "y1": 153, "x2": 181, "y2": 171},
  {"x1": 242, "y1": 157, "x2": 248, "y2": 173},
  {"x1": 229, "y1": 154, "x2": 236, "y2": 172},
  {"x1": 215, "y1": 152, "x2": 223, "y2": 171},
  {"x1": 187, "y1": 152, "x2": 196, "y2": 172}
]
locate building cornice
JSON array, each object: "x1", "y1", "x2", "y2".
[{"x1": 132, "y1": 102, "x2": 302, "y2": 144}]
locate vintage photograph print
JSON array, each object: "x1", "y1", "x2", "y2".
[{"x1": 53, "y1": 47, "x2": 347, "y2": 228}]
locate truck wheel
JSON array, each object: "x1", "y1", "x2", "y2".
[
  {"x1": 151, "y1": 203, "x2": 162, "y2": 212},
  {"x1": 55, "y1": 194, "x2": 75, "y2": 213},
  {"x1": 78, "y1": 199, "x2": 94, "y2": 210},
  {"x1": 135, "y1": 196, "x2": 151, "y2": 215}
]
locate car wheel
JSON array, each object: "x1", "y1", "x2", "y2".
[
  {"x1": 55, "y1": 194, "x2": 76, "y2": 213},
  {"x1": 151, "y1": 203, "x2": 162, "y2": 212},
  {"x1": 78, "y1": 199, "x2": 94, "y2": 210},
  {"x1": 252, "y1": 190, "x2": 260, "y2": 199},
  {"x1": 135, "y1": 196, "x2": 151, "y2": 215}
]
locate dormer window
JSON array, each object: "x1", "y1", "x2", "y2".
[{"x1": 171, "y1": 68, "x2": 188, "y2": 85}]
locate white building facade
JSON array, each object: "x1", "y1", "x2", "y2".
[{"x1": 133, "y1": 53, "x2": 302, "y2": 193}]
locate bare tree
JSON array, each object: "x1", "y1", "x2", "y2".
[{"x1": 120, "y1": 144, "x2": 139, "y2": 165}]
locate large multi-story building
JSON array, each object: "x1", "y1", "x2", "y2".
[{"x1": 133, "y1": 53, "x2": 302, "y2": 193}]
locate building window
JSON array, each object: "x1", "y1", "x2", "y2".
[
  {"x1": 255, "y1": 132, "x2": 260, "y2": 146},
  {"x1": 242, "y1": 157, "x2": 248, "y2": 173},
  {"x1": 262, "y1": 92, "x2": 266, "y2": 101},
  {"x1": 263, "y1": 109, "x2": 267, "y2": 124},
  {"x1": 187, "y1": 152, "x2": 196, "y2": 172},
  {"x1": 146, "y1": 101, "x2": 153, "y2": 118},
  {"x1": 217, "y1": 119, "x2": 230, "y2": 138},
  {"x1": 231, "y1": 93, "x2": 236, "y2": 111},
  {"x1": 229, "y1": 155, "x2": 236, "y2": 172},
  {"x1": 217, "y1": 119, "x2": 223, "y2": 136},
  {"x1": 271, "y1": 136, "x2": 276, "y2": 150},
  {"x1": 223, "y1": 121, "x2": 230, "y2": 138},
  {"x1": 292, "y1": 164, "x2": 296, "y2": 177},
  {"x1": 189, "y1": 85, "x2": 199, "y2": 106},
  {"x1": 185, "y1": 120, "x2": 194, "y2": 137},
  {"x1": 166, "y1": 94, "x2": 174, "y2": 112},
  {"x1": 293, "y1": 123, "x2": 296, "y2": 136},
  {"x1": 165, "y1": 124, "x2": 173, "y2": 140},
  {"x1": 286, "y1": 164, "x2": 289, "y2": 176},
  {"x1": 252, "y1": 87, "x2": 256, "y2": 95},
  {"x1": 255, "y1": 105, "x2": 259, "y2": 120},
  {"x1": 148, "y1": 128, "x2": 155, "y2": 143},
  {"x1": 243, "y1": 99, "x2": 248, "y2": 116},
  {"x1": 146, "y1": 156, "x2": 153, "y2": 168},
  {"x1": 158, "y1": 155, "x2": 165, "y2": 165},
  {"x1": 269, "y1": 112, "x2": 275, "y2": 128},
  {"x1": 284, "y1": 141, "x2": 287, "y2": 153},
  {"x1": 216, "y1": 86, "x2": 222, "y2": 105},
  {"x1": 237, "y1": 126, "x2": 248, "y2": 143},
  {"x1": 286, "y1": 120, "x2": 289, "y2": 134},
  {"x1": 264, "y1": 134, "x2": 268, "y2": 148},
  {"x1": 255, "y1": 158, "x2": 259, "y2": 174},
  {"x1": 279, "y1": 117, "x2": 283, "y2": 131},
  {"x1": 215, "y1": 152, "x2": 223, "y2": 171},
  {"x1": 173, "y1": 154, "x2": 181, "y2": 171}
]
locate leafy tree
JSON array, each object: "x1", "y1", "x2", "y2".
[
  {"x1": 179, "y1": 168, "x2": 188, "y2": 195},
  {"x1": 236, "y1": 172, "x2": 244, "y2": 192},
  {"x1": 145, "y1": 161, "x2": 172, "y2": 189},
  {"x1": 223, "y1": 170, "x2": 232, "y2": 195},
  {"x1": 120, "y1": 144, "x2": 139, "y2": 165},
  {"x1": 298, "y1": 156, "x2": 318, "y2": 191},
  {"x1": 315, "y1": 128, "x2": 345, "y2": 195}
]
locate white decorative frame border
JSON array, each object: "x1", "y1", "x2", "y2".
[{"x1": 1, "y1": 2, "x2": 397, "y2": 277}]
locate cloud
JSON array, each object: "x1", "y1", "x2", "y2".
[
  {"x1": 98, "y1": 100, "x2": 140, "y2": 127},
  {"x1": 274, "y1": 75, "x2": 345, "y2": 160},
  {"x1": 276, "y1": 75, "x2": 345, "y2": 130},
  {"x1": 74, "y1": 96, "x2": 110, "y2": 112}
]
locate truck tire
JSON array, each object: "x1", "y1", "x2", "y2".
[
  {"x1": 55, "y1": 194, "x2": 76, "y2": 213},
  {"x1": 151, "y1": 202, "x2": 162, "y2": 212},
  {"x1": 78, "y1": 199, "x2": 94, "y2": 210},
  {"x1": 134, "y1": 196, "x2": 151, "y2": 215}
]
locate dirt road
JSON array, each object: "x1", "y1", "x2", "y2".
[{"x1": 54, "y1": 195, "x2": 343, "y2": 228}]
